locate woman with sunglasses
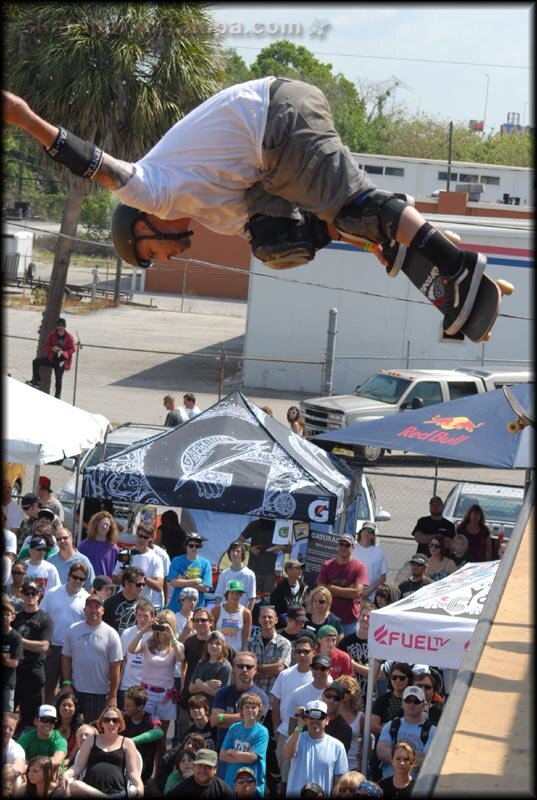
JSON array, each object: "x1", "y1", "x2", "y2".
[
  {"x1": 370, "y1": 663, "x2": 414, "y2": 739},
  {"x1": 425, "y1": 535, "x2": 456, "y2": 582},
  {"x1": 305, "y1": 586, "x2": 343, "y2": 640},
  {"x1": 61, "y1": 706, "x2": 143, "y2": 797},
  {"x1": 337, "y1": 676, "x2": 366, "y2": 772},
  {"x1": 78, "y1": 512, "x2": 120, "y2": 578},
  {"x1": 7, "y1": 559, "x2": 28, "y2": 613},
  {"x1": 379, "y1": 742, "x2": 416, "y2": 798}
]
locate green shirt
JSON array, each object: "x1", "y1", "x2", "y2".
[{"x1": 17, "y1": 728, "x2": 68, "y2": 759}]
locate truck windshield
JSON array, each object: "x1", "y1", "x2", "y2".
[{"x1": 354, "y1": 374, "x2": 411, "y2": 405}]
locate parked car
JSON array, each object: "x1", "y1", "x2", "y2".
[
  {"x1": 57, "y1": 423, "x2": 169, "y2": 531},
  {"x1": 442, "y1": 481, "x2": 524, "y2": 544},
  {"x1": 3, "y1": 461, "x2": 25, "y2": 500}
]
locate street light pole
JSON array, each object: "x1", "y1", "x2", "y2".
[{"x1": 483, "y1": 74, "x2": 490, "y2": 132}]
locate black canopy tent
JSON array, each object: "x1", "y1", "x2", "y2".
[{"x1": 82, "y1": 391, "x2": 360, "y2": 527}]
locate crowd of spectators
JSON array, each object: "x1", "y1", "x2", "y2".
[{"x1": 2, "y1": 486, "x2": 500, "y2": 797}]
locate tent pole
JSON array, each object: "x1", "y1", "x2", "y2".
[
  {"x1": 361, "y1": 659, "x2": 376, "y2": 776},
  {"x1": 77, "y1": 497, "x2": 85, "y2": 547},
  {"x1": 72, "y1": 454, "x2": 80, "y2": 541}
]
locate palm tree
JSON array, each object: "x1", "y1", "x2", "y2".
[{"x1": 5, "y1": 3, "x2": 224, "y2": 395}]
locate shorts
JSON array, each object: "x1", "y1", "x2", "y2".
[
  {"x1": 275, "y1": 731, "x2": 291, "y2": 782},
  {"x1": 246, "y1": 78, "x2": 374, "y2": 223},
  {"x1": 143, "y1": 687, "x2": 177, "y2": 721}
]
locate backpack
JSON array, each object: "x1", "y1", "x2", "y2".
[{"x1": 389, "y1": 716, "x2": 434, "y2": 746}]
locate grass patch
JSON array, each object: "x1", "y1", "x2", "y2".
[{"x1": 5, "y1": 295, "x2": 115, "y2": 314}]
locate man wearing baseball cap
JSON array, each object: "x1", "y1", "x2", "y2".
[
  {"x1": 317, "y1": 625, "x2": 353, "y2": 680},
  {"x1": 167, "y1": 532, "x2": 212, "y2": 612},
  {"x1": 27, "y1": 316, "x2": 76, "y2": 399},
  {"x1": 270, "y1": 558, "x2": 308, "y2": 620},
  {"x1": 37, "y1": 475, "x2": 64, "y2": 522},
  {"x1": 166, "y1": 747, "x2": 233, "y2": 798},
  {"x1": 354, "y1": 521, "x2": 388, "y2": 602},
  {"x1": 24, "y1": 535, "x2": 61, "y2": 596},
  {"x1": 376, "y1": 685, "x2": 436, "y2": 780},
  {"x1": 284, "y1": 699, "x2": 348, "y2": 797},
  {"x1": 277, "y1": 604, "x2": 308, "y2": 652},
  {"x1": 317, "y1": 532, "x2": 369, "y2": 635},
  {"x1": 16, "y1": 703, "x2": 67, "y2": 770},
  {"x1": 398, "y1": 554, "x2": 433, "y2": 598},
  {"x1": 18, "y1": 493, "x2": 41, "y2": 543},
  {"x1": 233, "y1": 766, "x2": 260, "y2": 798},
  {"x1": 412, "y1": 496, "x2": 456, "y2": 556}
]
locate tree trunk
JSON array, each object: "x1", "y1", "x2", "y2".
[{"x1": 37, "y1": 175, "x2": 86, "y2": 395}]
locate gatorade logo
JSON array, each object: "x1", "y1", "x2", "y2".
[{"x1": 308, "y1": 500, "x2": 329, "y2": 523}]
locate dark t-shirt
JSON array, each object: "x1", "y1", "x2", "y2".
[
  {"x1": 326, "y1": 713, "x2": 353, "y2": 751},
  {"x1": 270, "y1": 579, "x2": 309, "y2": 620},
  {"x1": 398, "y1": 576, "x2": 433, "y2": 599},
  {"x1": 337, "y1": 632, "x2": 368, "y2": 694},
  {"x1": 123, "y1": 712, "x2": 161, "y2": 782},
  {"x1": 182, "y1": 636, "x2": 210, "y2": 708},
  {"x1": 239, "y1": 518, "x2": 277, "y2": 573},
  {"x1": 379, "y1": 776, "x2": 414, "y2": 798},
  {"x1": 372, "y1": 691, "x2": 404, "y2": 724},
  {"x1": 103, "y1": 591, "x2": 137, "y2": 634},
  {"x1": 304, "y1": 611, "x2": 343, "y2": 637},
  {"x1": 2, "y1": 628, "x2": 24, "y2": 688},
  {"x1": 12, "y1": 609, "x2": 53, "y2": 678},
  {"x1": 167, "y1": 775, "x2": 233, "y2": 799},
  {"x1": 185, "y1": 721, "x2": 216, "y2": 751},
  {"x1": 412, "y1": 516, "x2": 456, "y2": 555}
]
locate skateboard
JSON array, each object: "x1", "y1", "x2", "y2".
[
  {"x1": 346, "y1": 231, "x2": 514, "y2": 343},
  {"x1": 503, "y1": 384, "x2": 534, "y2": 433}
]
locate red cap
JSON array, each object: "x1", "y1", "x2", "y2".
[{"x1": 38, "y1": 476, "x2": 51, "y2": 491}]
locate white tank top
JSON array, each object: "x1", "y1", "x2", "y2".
[{"x1": 216, "y1": 605, "x2": 245, "y2": 650}]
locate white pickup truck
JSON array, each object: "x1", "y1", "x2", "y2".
[{"x1": 300, "y1": 367, "x2": 531, "y2": 464}]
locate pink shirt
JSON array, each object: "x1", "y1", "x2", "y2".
[
  {"x1": 317, "y1": 558, "x2": 368, "y2": 623},
  {"x1": 140, "y1": 642, "x2": 177, "y2": 689},
  {"x1": 328, "y1": 648, "x2": 354, "y2": 680}
]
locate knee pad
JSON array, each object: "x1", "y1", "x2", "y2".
[
  {"x1": 246, "y1": 212, "x2": 331, "y2": 270},
  {"x1": 336, "y1": 190, "x2": 414, "y2": 244}
]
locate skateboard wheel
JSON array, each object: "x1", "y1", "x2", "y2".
[
  {"x1": 443, "y1": 230, "x2": 461, "y2": 245},
  {"x1": 481, "y1": 331, "x2": 492, "y2": 342},
  {"x1": 497, "y1": 279, "x2": 514, "y2": 296},
  {"x1": 507, "y1": 421, "x2": 522, "y2": 434}
]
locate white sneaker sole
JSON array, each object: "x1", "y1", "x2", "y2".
[{"x1": 444, "y1": 253, "x2": 487, "y2": 335}]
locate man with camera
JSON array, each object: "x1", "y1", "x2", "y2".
[
  {"x1": 103, "y1": 566, "x2": 146, "y2": 634},
  {"x1": 284, "y1": 699, "x2": 348, "y2": 798},
  {"x1": 112, "y1": 523, "x2": 165, "y2": 610}
]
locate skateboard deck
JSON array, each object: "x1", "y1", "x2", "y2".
[
  {"x1": 503, "y1": 384, "x2": 534, "y2": 432},
  {"x1": 345, "y1": 231, "x2": 513, "y2": 343}
]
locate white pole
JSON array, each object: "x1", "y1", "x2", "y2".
[{"x1": 361, "y1": 659, "x2": 377, "y2": 776}]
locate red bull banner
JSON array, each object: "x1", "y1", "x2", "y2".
[
  {"x1": 397, "y1": 414, "x2": 484, "y2": 447},
  {"x1": 367, "y1": 561, "x2": 499, "y2": 668}
]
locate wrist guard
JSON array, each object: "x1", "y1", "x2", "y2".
[{"x1": 45, "y1": 126, "x2": 104, "y2": 179}]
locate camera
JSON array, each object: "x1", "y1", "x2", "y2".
[
  {"x1": 117, "y1": 548, "x2": 140, "y2": 568},
  {"x1": 152, "y1": 623, "x2": 166, "y2": 631},
  {"x1": 302, "y1": 709, "x2": 326, "y2": 720}
]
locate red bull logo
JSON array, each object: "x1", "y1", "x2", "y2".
[
  {"x1": 397, "y1": 415, "x2": 484, "y2": 447},
  {"x1": 424, "y1": 415, "x2": 484, "y2": 433}
]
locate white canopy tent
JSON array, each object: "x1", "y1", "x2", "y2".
[
  {"x1": 3, "y1": 375, "x2": 109, "y2": 491},
  {"x1": 361, "y1": 560, "x2": 500, "y2": 774}
]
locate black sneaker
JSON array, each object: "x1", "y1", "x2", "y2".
[
  {"x1": 26, "y1": 380, "x2": 40, "y2": 388},
  {"x1": 382, "y1": 240, "x2": 408, "y2": 277},
  {"x1": 442, "y1": 251, "x2": 486, "y2": 335}
]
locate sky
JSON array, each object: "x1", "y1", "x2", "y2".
[{"x1": 212, "y1": 3, "x2": 532, "y2": 136}]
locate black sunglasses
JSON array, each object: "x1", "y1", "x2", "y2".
[
  {"x1": 323, "y1": 693, "x2": 341, "y2": 701},
  {"x1": 134, "y1": 582, "x2": 145, "y2": 588},
  {"x1": 312, "y1": 665, "x2": 330, "y2": 671},
  {"x1": 22, "y1": 590, "x2": 38, "y2": 597},
  {"x1": 404, "y1": 697, "x2": 424, "y2": 705},
  {"x1": 187, "y1": 543, "x2": 202, "y2": 548},
  {"x1": 39, "y1": 717, "x2": 56, "y2": 724},
  {"x1": 338, "y1": 541, "x2": 352, "y2": 547},
  {"x1": 102, "y1": 716, "x2": 120, "y2": 723},
  {"x1": 295, "y1": 648, "x2": 312, "y2": 655},
  {"x1": 70, "y1": 574, "x2": 86, "y2": 582},
  {"x1": 236, "y1": 778, "x2": 255, "y2": 784},
  {"x1": 236, "y1": 663, "x2": 255, "y2": 670},
  {"x1": 391, "y1": 674, "x2": 408, "y2": 681},
  {"x1": 11, "y1": 570, "x2": 26, "y2": 576}
]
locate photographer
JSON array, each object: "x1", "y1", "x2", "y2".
[
  {"x1": 103, "y1": 566, "x2": 146, "y2": 634},
  {"x1": 112, "y1": 523, "x2": 165, "y2": 611},
  {"x1": 128, "y1": 608, "x2": 184, "y2": 772},
  {"x1": 284, "y1": 700, "x2": 348, "y2": 798}
]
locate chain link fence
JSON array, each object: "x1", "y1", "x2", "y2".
[{"x1": 4, "y1": 333, "x2": 324, "y2": 427}]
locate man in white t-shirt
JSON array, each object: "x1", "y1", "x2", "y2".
[
  {"x1": 271, "y1": 635, "x2": 315, "y2": 794},
  {"x1": 353, "y1": 521, "x2": 388, "y2": 601},
  {"x1": 183, "y1": 393, "x2": 201, "y2": 419},
  {"x1": 4, "y1": 81, "x2": 488, "y2": 340},
  {"x1": 39, "y1": 563, "x2": 89, "y2": 703},
  {"x1": 214, "y1": 542, "x2": 256, "y2": 612},
  {"x1": 2, "y1": 711, "x2": 27, "y2": 787},
  {"x1": 118, "y1": 599, "x2": 156, "y2": 708},
  {"x1": 25, "y1": 536, "x2": 61, "y2": 595},
  {"x1": 113, "y1": 524, "x2": 164, "y2": 609},
  {"x1": 2, "y1": 479, "x2": 25, "y2": 536},
  {"x1": 284, "y1": 699, "x2": 348, "y2": 798}
]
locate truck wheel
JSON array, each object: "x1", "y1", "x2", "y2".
[{"x1": 358, "y1": 445, "x2": 384, "y2": 465}]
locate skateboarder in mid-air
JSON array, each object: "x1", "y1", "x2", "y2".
[{"x1": 4, "y1": 77, "x2": 493, "y2": 337}]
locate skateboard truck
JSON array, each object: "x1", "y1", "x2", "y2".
[{"x1": 503, "y1": 384, "x2": 534, "y2": 433}]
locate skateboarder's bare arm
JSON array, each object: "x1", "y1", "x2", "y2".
[{"x1": 3, "y1": 90, "x2": 134, "y2": 191}]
